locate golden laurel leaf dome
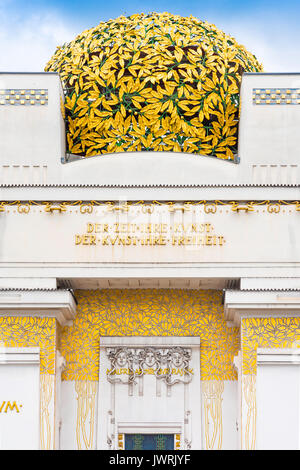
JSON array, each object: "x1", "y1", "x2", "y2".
[{"x1": 45, "y1": 12, "x2": 263, "y2": 161}]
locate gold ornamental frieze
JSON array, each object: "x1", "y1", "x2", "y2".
[
  {"x1": 61, "y1": 289, "x2": 238, "y2": 382},
  {"x1": 0, "y1": 200, "x2": 299, "y2": 215}
]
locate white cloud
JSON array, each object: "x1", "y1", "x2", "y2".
[
  {"x1": 0, "y1": 9, "x2": 77, "y2": 71},
  {"x1": 0, "y1": 6, "x2": 299, "y2": 73},
  {"x1": 206, "y1": 13, "x2": 300, "y2": 72}
]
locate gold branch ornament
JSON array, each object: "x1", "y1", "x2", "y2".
[
  {"x1": 202, "y1": 380, "x2": 224, "y2": 449},
  {"x1": 243, "y1": 375, "x2": 256, "y2": 450},
  {"x1": 75, "y1": 381, "x2": 97, "y2": 450},
  {"x1": 40, "y1": 374, "x2": 54, "y2": 450},
  {"x1": 45, "y1": 12, "x2": 262, "y2": 161}
]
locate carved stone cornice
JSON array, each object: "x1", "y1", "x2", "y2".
[
  {"x1": 0, "y1": 290, "x2": 76, "y2": 326},
  {"x1": 224, "y1": 289, "x2": 300, "y2": 326}
]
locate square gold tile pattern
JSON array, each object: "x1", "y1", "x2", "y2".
[
  {"x1": 252, "y1": 88, "x2": 300, "y2": 105},
  {"x1": 0, "y1": 89, "x2": 48, "y2": 106}
]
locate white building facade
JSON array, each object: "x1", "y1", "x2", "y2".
[{"x1": 0, "y1": 71, "x2": 300, "y2": 450}]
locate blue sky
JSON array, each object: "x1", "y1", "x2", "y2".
[{"x1": 0, "y1": 0, "x2": 299, "y2": 72}]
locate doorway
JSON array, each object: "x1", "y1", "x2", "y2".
[{"x1": 97, "y1": 336, "x2": 201, "y2": 450}]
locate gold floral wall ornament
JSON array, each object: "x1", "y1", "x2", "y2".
[
  {"x1": 240, "y1": 317, "x2": 300, "y2": 450},
  {"x1": 0, "y1": 316, "x2": 56, "y2": 375},
  {"x1": 0, "y1": 317, "x2": 58, "y2": 450},
  {"x1": 60, "y1": 289, "x2": 239, "y2": 382},
  {"x1": 45, "y1": 12, "x2": 263, "y2": 161},
  {"x1": 241, "y1": 317, "x2": 300, "y2": 375}
]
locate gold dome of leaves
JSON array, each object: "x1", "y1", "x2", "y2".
[{"x1": 45, "y1": 12, "x2": 263, "y2": 160}]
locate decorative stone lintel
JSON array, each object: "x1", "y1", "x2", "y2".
[
  {"x1": 0, "y1": 290, "x2": 76, "y2": 326},
  {"x1": 0, "y1": 347, "x2": 40, "y2": 365},
  {"x1": 257, "y1": 348, "x2": 300, "y2": 366},
  {"x1": 224, "y1": 290, "x2": 300, "y2": 326},
  {"x1": 100, "y1": 336, "x2": 200, "y2": 348}
]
